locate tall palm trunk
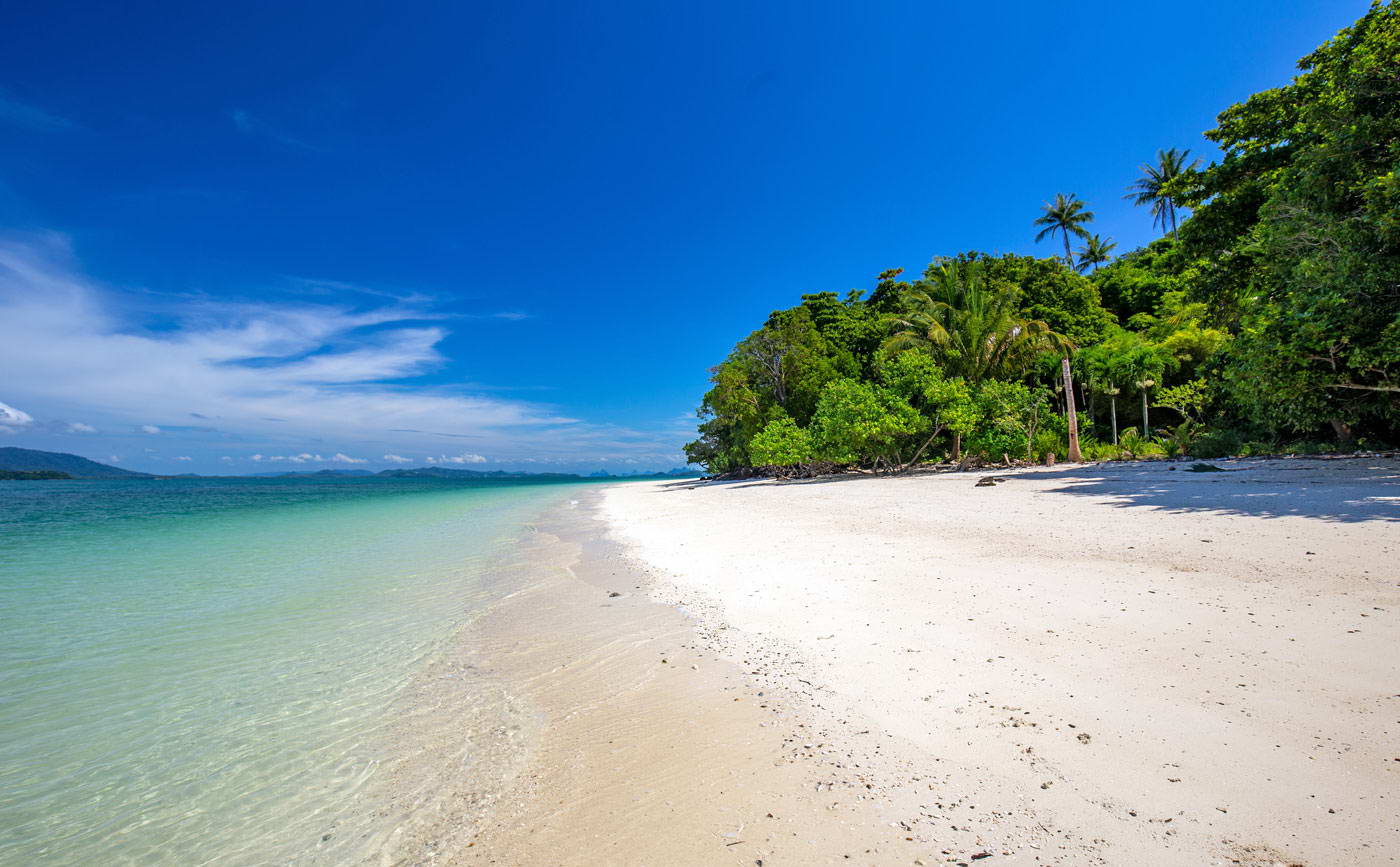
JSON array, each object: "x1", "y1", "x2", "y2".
[
  {"x1": 1061, "y1": 356, "x2": 1081, "y2": 461},
  {"x1": 1110, "y1": 395, "x2": 1118, "y2": 444},
  {"x1": 1141, "y1": 388, "x2": 1150, "y2": 437},
  {"x1": 1062, "y1": 231, "x2": 1073, "y2": 268}
]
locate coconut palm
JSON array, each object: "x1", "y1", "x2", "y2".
[
  {"x1": 886, "y1": 260, "x2": 1071, "y2": 386},
  {"x1": 1033, "y1": 193, "x2": 1095, "y2": 268},
  {"x1": 886, "y1": 260, "x2": 1072, "y2": 459},
  {"x1": 1124, "y1": 147, "x2": 1199, "y2": 237},
  {"x1": 1076, "y1": 234, "x2": 1117, "y2": 273}
]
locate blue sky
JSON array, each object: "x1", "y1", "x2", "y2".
[{"x1": 0, "y1": 0, "x2": 1367, "y2": 473}]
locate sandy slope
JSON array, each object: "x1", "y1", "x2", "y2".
[{"x1": 602, "y1": 457, "x2": 1400, "y2": 866}]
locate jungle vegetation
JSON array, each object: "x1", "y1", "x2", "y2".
[{"x1": 685, "y1": 3, "x2": 1399, "y2": 475}]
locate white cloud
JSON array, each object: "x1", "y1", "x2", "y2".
[
  {"x1": 67, "y1": 421, "x2": 97, "y2": 433},
  {"x1": 107, "y1": 455, "x2": 121, "y2": 462},
  {"x1": 436, "y1": 453, "x2": 487, "y2": 464},
  {"x1": 0, "y1": 400, "x2": 34, "y2": 432},
  {"x1": 382, "y1": 454, "x2": 412, "y2": 463},
  {"x1": 331, "y1": 452, "x2": 366, "y2": 464},
  {"x1": 0, "y1": 235, "x2": 576, "y2": 450},
  {"x1": 0, "y1": 234, "x2": 687, "y2": 467},
  {"x1": 174, "y1": 455, "x2": 192, "y2": 461},
  {"x1": 140, "y1": 424, "x2": 161, "y2": 434},
  {"x1": 251, "y1": 454, "x2": 265, "y2": 461}
]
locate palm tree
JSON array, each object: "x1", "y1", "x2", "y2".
[
  {"x1": 1124, "y1": 148, "x2": 1199, "y2": 238},
  {"x1": 887, "y1": 260, "x2": 1073, "y2": 458},
  {"x1": 1076, "y1": 234, "x2": 1117, "y2": 273},
  {"x1": 887, "y1": 260, "x2": 1070, "y2": 385},
  {"x1": 1034, "y1": 193, "x2": 1095, "y2": 268}
]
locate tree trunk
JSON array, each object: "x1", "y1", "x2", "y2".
[
  {"x1": 1330, "y1": 419, "x2": 1355, "y2": 450},
  {"x1": 953, "y1": 432, "x2": 962, "y2": 461},
  {"x1": 1141, "y1": 389, "x2": 1150, "y2": 437},
  {"x1": 1110, "y1": 396, "x2": 1118, "y2": 445},
  {"x1": 1062, "y1": 231, "x2": 1073, "y2": 269},
  {"x1": 1061, "y1": 356, "x2": 1082, "y2": 461},
  {"x1": 900, "y1": 425, "x2": 947, "y2": 473}
]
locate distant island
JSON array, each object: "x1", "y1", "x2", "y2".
[
  {"x1": 0, "y1": 468, "x2": 72, "y2": 480},
  {"x1": 0, "y1": 447, "x2": 696, "y2": 482}
]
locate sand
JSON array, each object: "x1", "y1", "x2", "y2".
[{"x1": 584, "y1": 456, "x2": 1400, "y2": 866}]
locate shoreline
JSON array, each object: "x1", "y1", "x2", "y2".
[
  {"x1": 443, "y1": 492, "x2": 935, "y2": 865},
  {"x1": 370, "y1": 456, "x2": 1398, "y2": 865}
]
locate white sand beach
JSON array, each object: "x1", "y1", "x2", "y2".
[{"x1": 593, "y1": 456, "x2": 1400, "y2": 866}]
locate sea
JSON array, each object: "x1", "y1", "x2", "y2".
[{"x1": 0, "y1": 475, "x2": 597, "y2": 865}]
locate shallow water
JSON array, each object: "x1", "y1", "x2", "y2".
[{"x1": 0, "y1": 476, "x2": 589, "y2": 865}]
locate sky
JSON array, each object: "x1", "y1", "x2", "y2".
[{"x1": 0, "y1": 0, "x2": 1369, "y2": 474}]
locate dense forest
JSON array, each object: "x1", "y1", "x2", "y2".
[{"x1": 685, "y1": 2, "x2": 1399, "y2": 475}]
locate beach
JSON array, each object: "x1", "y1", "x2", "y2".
[{"x1": 460, "y1": 456, "x2": 1400, "y2": 866}]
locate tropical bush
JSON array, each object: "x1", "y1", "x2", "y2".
[{"x1": 749, "y1": 414, "x2": 815, "y2": 467}]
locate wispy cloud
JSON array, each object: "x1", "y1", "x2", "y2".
[
  {"x1": 0, "y1": 233, "x2": 690, "y2": 469},
  {"x1": 382, "y1": 454, "x2": 413, "y2": 463},
  {"x1": 228, "y1": 109, "x2": 322, "y2": 152},
  {"x1": 0, "y1": 92, "x2": 76, "y2": 132},
  {"x1": 140, "y1": 424, "x2": 161, "y2": 434}
]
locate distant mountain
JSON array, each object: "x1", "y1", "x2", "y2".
[
  {"x1": 0, "y1": 449, "x2": 697, "y2": 481},
  {"x1": 246, "y1": 469, "x2": 376, "y2": 478},
  {"x1": 0, "y1": 448, "x2": 150, "y2": 479},
  {"x1": 377, "y1": 467, "x2": 581, "y2": 480},
  {"x1": 587, "y1": 468, "x2": 699, "y2": 479}
]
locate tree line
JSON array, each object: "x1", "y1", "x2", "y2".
[{"x1": 685, "y1": 2, "x2": 1399, "y2": 475}]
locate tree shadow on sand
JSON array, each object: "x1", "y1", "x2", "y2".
[
  {"x1": 995, "y1": 457, "x2": 1400, "y2": 524},
  {"x1": 654, "y1": 457, "x2": 1400, "y2": 523}
]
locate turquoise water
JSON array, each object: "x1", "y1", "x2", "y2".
[{"x1": 0, "y1": 476, "x2": 589, "y2": 865}]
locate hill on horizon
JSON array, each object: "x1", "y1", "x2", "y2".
[{"x1": 0, "y1": 447, "x2": 151, "y2": 479}]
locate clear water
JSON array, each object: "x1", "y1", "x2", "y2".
[{"x1": 0, "y1": 476, "x2": 589, "y2": 865}]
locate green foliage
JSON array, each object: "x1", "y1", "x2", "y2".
[
  {"x1": 969, "y1": 381, "x2": 1053, "y2": 461},
  {"x1": 1080, "y1": 439, "x2": 1124, "y2": 461},
  {"x1": 1192, "y1": 428, "x2": 1246, "y2": 459},
  {"x1": 888, "y1": 259, "x2": 1073, "y2": 383},
  {"x1": 811, "y1": 379, "x2": 926, "y2": 465},
  {"x1": 1154, "y1": 379, "x2": 1211, "y2": 422},
  {"x1": 1116, "y1": 429, "x2": 1165, "y2": 459},
  {"x1": 1156, "y1": 419, "x2": 1204, "y2": 456},
  {"x1": 749, "y1": 414, "x2": 816, "y2": 467},
  {"x1": 970, "y1": 253, "x2": 1117, "y2": 345},
  {"x1": 686, "y1": 3, "x2": 1400, "y2": 473},
  {"x1": 879, "y1": 352, "x2": 979, "y2": 438},
  {"x1": 1184, "y1": 1, "x2": 1400, "y2": 436}
]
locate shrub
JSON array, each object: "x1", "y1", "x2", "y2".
[
  {"x1": 749, "y1": 414, "x2": 815, "y2": 467},
  {"x1": 1080, "y1": 439, "x2": 1122, "y2": 461},
  {"x1": 1192, "y1": 428, "x2": 1244, "y2": 459},
  {"x1": 811, "y1": 379, "x2": 925, "y2": 465}
]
